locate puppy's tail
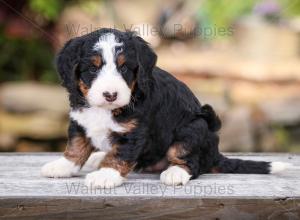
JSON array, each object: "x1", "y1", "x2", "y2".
[
  {"x1": 199, "y1": 104, "x2": 221, "y2": 132},
  {"x1": 214, "y1": 155, "x2": 295, "y2": 174}
]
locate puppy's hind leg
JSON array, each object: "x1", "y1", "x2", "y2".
[
  {"x1": 160, "y1": 119, "x2": 209, "y2": 185},
  {"x1": 160, "y1": 143, "x2": 194, "y2": 186}
]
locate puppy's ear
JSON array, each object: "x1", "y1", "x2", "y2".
[
  {"x1": 56, "y1": 38, "x2": 84, "y2": 106},
  {"x1": 56, "y1": 38, "x2": 82, "y2": 90},
  {"x1": 131, "y1": 34, "x2": 157, "y2": 95}
]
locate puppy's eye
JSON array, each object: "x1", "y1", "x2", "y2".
[
  {"x1": 89, "y1": 65, "x2": 98, "y2": 73},
  {"x1": 88, "y1": 55, "x2": 102, "y2": 73},
  {"x1": 116, "y1": 46, "x2": 123, "y2": 55}
]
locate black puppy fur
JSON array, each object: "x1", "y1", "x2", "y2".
[{"x1": 57, "y1": 28, "x2": 271, "y2": 179}]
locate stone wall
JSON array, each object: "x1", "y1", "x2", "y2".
[{"x1": 1, "y1": 78, "x2": 300, "y2": 152}]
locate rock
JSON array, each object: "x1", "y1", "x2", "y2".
[
  {"x1": 0, "y1": 82, "x2": 69, "y2": 114},
  {"x1": 174, "y1": 75, "x2": 229, "y2": 114},
  {"x1": 157, "y1": 0, "x2": 198, "y2": 41},
  {"x1": 259, "y1": 96, "x2": 300, "y2": 125},
  {"x1": 129, "y1": 23, "x2": 161, "y2": 48},
  {"x1": 16, "y1": 141, "x2": 51, "y2": 152},
  {"x1": 229, "y1": 81, "x2": 300, "y2": 107},
  {"x1": 0, "y1": 133, "x2": 16, "y2": 151},
  {"x1": 0, "y1": 110, "x2": 68, "y2": 139},
  {"x1": 0, "y1": 82, "x2": 69, "y2": 144},
  {"x1": 234, "y1": 15, "x2": 299, "y2": 62},
  {"x1": 55, "y1": 3, "x2": 114, "y2": 48},
  {"x1": 219, "y1": 106, "x2": 254, "y2": 152},
  {"x1": 56, "y1": 0, "x2": 161, "y2": 48},
  {"x1": 111, "y1": 0, "x2": 158, "y2": 28},
  {"x1": 156, "y1": 45, "x2": 300, "y2": 82}
]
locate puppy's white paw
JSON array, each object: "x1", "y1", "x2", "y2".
[
  {"x1": 85, "y1": 168, "x2": 124, "y2": 188},
  {"x1": 81, "y1": 152, "x2": 107, "y2": 172},
  {"x1": 160, "y1": 166, "x2": 191, "y2": 186},
  {"x1": 41, "y1": 157, "x2": 80, "y2": 178}
]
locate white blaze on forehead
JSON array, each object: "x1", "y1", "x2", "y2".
[{"x1": 93, "y1": 33, "x2": 123, "y2": 67}]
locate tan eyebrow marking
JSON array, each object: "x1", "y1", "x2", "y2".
[
  {"x1": 91, "y1": 55, "x2": 102, "y2": 67},
  {"x1": 117, "y1": 54, "x2": 126, "y2": 67}
]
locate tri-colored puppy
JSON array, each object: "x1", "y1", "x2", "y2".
[{"x1": 41, "y1": 28, "x2": 290, "y2": 188}]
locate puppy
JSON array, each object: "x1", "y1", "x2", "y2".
[{"x1": 41, "y1": 28, "x2": 290, "y2": 188}]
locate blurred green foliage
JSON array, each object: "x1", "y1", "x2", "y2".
[
  {"x1": 29, "y1": 0, "x2": 64, "y2": 21},
  {"x1": 280, "y1": 0, "x2": 300, "y2": 16},
  {"x1": 0, "y1": 30, "x2": 58, "y2": 83},
  {"x1": 273, "y1": 126, "x2": 290, "y2": 149},
  {"x1": 199, "y1": 0, "x2": 256, "y2": 31},
  {"x1": 0, "y1": 0, "x2": 71, "y2": 83},
  {"x1": 199, "y1": 0, "x2": 300, "y2": 37}
]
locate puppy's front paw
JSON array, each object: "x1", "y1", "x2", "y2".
[
  {"x1": 41, "y1": 157, "x2": 80, "y2": 178},
  {"x1": 85, "y1": 168, "x2": 124, "y2": 188},
  {"x1": 160, "y1": 166, "x2": 191, "y2": 186}
]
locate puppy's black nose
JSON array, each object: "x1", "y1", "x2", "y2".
[{"x1": 103, "y1": 91, "x2": 118, "y2": 102}]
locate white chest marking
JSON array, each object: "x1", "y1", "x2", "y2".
[{"x1": 70, "y1": 107, "x2": 125, "y2": 151}]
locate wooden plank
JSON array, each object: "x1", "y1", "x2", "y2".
[
  {"x1": 1, "y1": 197, "x2": 299, "y2": 220},
  {"x1": 0, "y1": 153, "x2": 300, "y2": 219}
]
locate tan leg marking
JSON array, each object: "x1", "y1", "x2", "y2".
[
  {"x1": 167, "y1": 143, "x2": 191, "y2": 174},
  {"x1": 100, "y1": 144, "x2": 135, "y2": 177},
  {"x1": 64, "y1": 135, "x2": 94, "y2": 167}
]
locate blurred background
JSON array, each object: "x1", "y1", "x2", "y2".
[{"x1": 0, "y1": 0, "x2": 300, "y2": 153}]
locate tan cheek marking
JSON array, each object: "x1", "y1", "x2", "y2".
[
  {"x1": 120, "y1": 119, "x2": 137, "y2": 132},
  {"x1": 64, "y1": 136, "x2": 94, "y2": 166},
  {"x1": 167, "y1": 143, "x2": 191, "y2": 174},
  {"x1": 112, "y1": 108, "x2": 123, "y2": 117},
  {"x1": 130, "y1": 79, "x2": 136, "y2": 91},
  {"x1": 91, "y1": 55, "x2": 102, "y2": 67},
  {"x1": 79, "y1": 80, "x2": 89, "y2": 97},
  {"x1": 100, "y1": 144, "x2": 135, "y2": 177},
  {"x1": 117, "y1": 54, "x2": 126, "y2": 67}
]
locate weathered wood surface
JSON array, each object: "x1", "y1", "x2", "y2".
[{"x1": 0, "y1": 153, "x2": 300, "y2": 220}]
